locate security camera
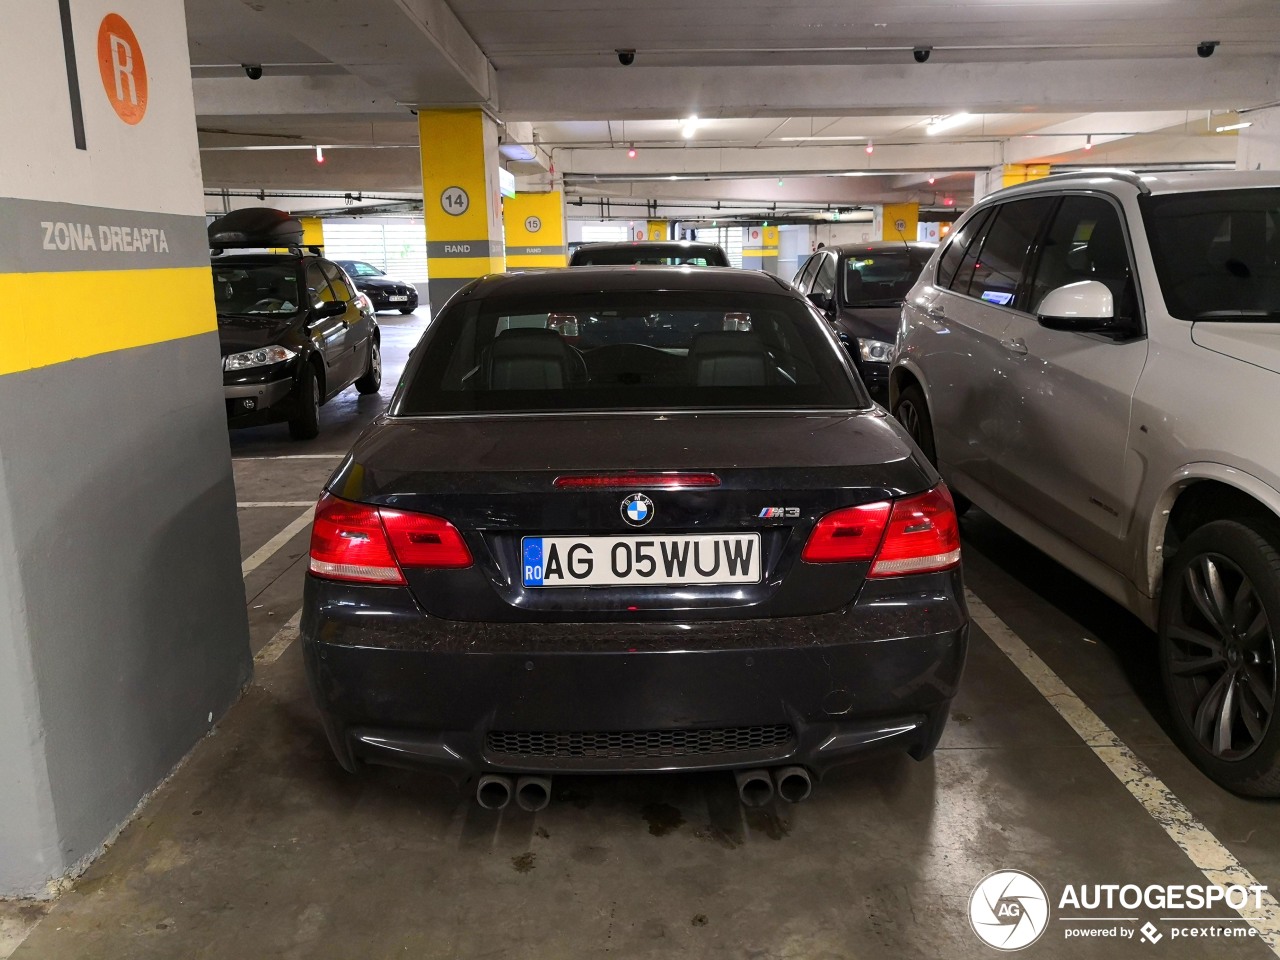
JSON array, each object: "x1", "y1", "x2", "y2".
[
  {"x1": 913, "y1": 46, "x2": 932, "y2": 64},
  {"x1": 243, "y1": 63, "x2": 263, "y2": 80},
  {"x1": 616, "y1": 48, "x2": 636, "y2": 66},
  {"x1": 1197, "y1": 41, "x2": 1219, "y2": 58}
]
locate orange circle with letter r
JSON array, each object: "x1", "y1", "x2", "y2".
[{"x1": 97, "y1": 14, "x2": 148, "y2": 125}]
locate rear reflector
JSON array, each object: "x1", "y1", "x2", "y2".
[
  {"x1": 801, "y1": 501, "x2": 892, "y2": 563},
  {"x1": 802, "y1": 485, "x2": 961, "y2": 576},
  {"x1": 554, "y1": 472, "x2": 721, "y2": 489},
  {"x1": 869, "y1": 485, "x2": 961, "y2": 577},
  {"x1": 309, "y1": 493, "x2": 472, "y2": 584}
]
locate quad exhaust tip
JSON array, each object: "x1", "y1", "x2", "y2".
[
  {"x1": 476, "y1": 774, "x2": 513, "y2": 810},
  {"x1": 515, "y1": 776, "x2": 552, "y2": 812},
  {"x1": 735, "y1": 768, "x2": 775, "y2": 807},
  {"x1": 773, "y1": 765, "x2": 813, "y2": 803}
]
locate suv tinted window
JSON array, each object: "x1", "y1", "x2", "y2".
[
  {"x1": 1140, "y1": 188, "x2": 1280, "y2": 321},
  {"x1": 1031, "y1": 195, "x2": 1138, "y2": 324},
  {"x1": 964, "y1": 198, "x2": 1056, "y2": 307},
  {"x1": 937, "y1": 208, "x2": 992, "y2": 289},
  {"x1": 396, "y1": 291, "x2": 862, "y2": 414},
  {"x1": 795, "y1": 254, "x2": 821, "y2": 291}
]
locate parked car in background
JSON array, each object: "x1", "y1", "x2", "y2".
[
  {"x1": 891, "y1": 170, "x2": 1280, "y2": 795},
  {"x1": 334, "y1": 259, "x2": 420, "y2": 314},
  {"x1": 793, "y1": 241, "x2": 936, "y2": 406},
  {"x1": 569, "y1": 241, "x2": 730, "y2": 267},
  {"x1": 302, "y1": 265, "x2": 968, "y2": 810},
  {"x1": 210, "y1": 209, "x2": 381, "y2": 440}
]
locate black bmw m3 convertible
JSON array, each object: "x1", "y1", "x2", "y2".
[{"x1": 301, "y1": 266, "x2": 968, "y2": 810}]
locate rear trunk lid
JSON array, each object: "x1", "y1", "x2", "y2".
[{"x1": 328, "y1": 411, "x2": 933, "y2": 622}]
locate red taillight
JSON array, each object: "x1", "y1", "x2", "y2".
[
  {"x1": 309, "y1": 493, "x2": 472, "y2": 584},
  {"x1": 553, "y1": 472, "x2": 721, "y2": 489},
  {"x1": 869, "y1": 485, "x2": 961, "y2": 577},
  {"x1": 379, "y1": 508, "x2": 473, "y2": 569},
  {"x1": 802, "y1": 485, "x2": 961, "y2": 576},
  {"x1": 801, "y1": 501, "x2": 892, "y2": 563}
]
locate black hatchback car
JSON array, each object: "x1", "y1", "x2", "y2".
[
  {"x1": 793, "y1": 241, "x2": 936, "y2": 405},
  {"x1": 210, "y1": 210, "x2": 382, "y2": 440},
  {"x1": 334, "y1": 260, "x2": 420, "y2": 314},
  {"x1": 302, "y1": 266, "x2": 967, "y2": 810}
]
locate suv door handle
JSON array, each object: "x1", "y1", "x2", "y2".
[{"x1": 1001, "y1": 337, "x2": 1028, "y2": 355}]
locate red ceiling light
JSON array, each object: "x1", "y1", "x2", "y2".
[
  {"x1": 943, "y1": 196, "x2": 955, "y2": 207},
  {"x1": 627, "y1": 145, "x2": 637, "y2": 158},
  {"x1": 865, "y1": 141, "x2": 874, "y2": 155}
]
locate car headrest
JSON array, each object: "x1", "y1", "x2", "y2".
[
  {"x1": 487, "y1": 327, "x2": 571, "y2": 390},
  {"x1": 688, "y1": 331, "x2": 771, "y2": 387}
]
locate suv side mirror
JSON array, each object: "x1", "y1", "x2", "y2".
[
  {"x1": 807, "y1": 291, "x2": 833, "y2": 313},
  {"x1": 311, "y1": 299, "x2": 347, "y2": 320},
  {"x1": 1036, "y1": 280, "x2": 1115, "y2": 332}
]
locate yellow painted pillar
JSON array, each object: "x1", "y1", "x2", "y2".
[
  {"x1": 419, "y1": 110, "x2": 505, "y2": 312},
  {"x1": 299, "y1": 216, "x2": 324, "y2": 249},
  {"x1": 1001, "y1": 164, "x2": 1051, "y2": 188},
  {"x1": 503, "y1": 192, "x2": 567, "y2": 268},
  {"x1": 742, "y1": 224, "x2": 779, "y2": 271},
  {"x1": 881, "y1": 203, "x2": 920, "y2": 242},
  {"x1": 646, "y1": 220, "x2": 667, "y2": 241}
]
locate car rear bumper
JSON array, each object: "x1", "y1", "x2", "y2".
[{"x1": 301, "y1": 570, "x2": 968, "y2": 782}]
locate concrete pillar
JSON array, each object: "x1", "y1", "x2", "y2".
[
  {"x1": 0, "y1": 1, "x2": 250, "y2": 896},
  {"x1": 419, "y1": 110, "x2": 505, "y2": 312},
  {"x1": 742, "y1": 225, "x2": 779, "y2": 273},
  {"x1": 881, "y1": 203, "x2": 919, "y2": 242},
  {"x1": 503, "y1": 191, "x2": 567, "y2": 268},
  {"x1": 975, "y1": 163, "x2": 1051, "y2": 199},
  {"x1": 299, "y1": 216, "x2": 325, "y2": 249},
  {"x1": 1237, "y1": 107, "x2": 1280, "y2": 170}
]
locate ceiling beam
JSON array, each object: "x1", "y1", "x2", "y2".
[
  {"x1": 235, "y1": 0, "x2": 497, "y2": 108},
  {"x1": 496, "y1": 56, "x2": 1280, "y2": 121}
]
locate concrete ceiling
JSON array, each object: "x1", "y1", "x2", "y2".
[{"x1": 187, "y1": 0, "x2": 1280, "y2": 215}]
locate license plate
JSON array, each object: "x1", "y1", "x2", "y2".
[
  {"x1": 388, "y1": 295, "x2": 408, "y2": 302},
  {"x1": 521, "y1": 534, "x2": 761, "y2": 588}
]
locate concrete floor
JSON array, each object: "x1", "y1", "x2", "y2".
[{"x1": 6, "y1": 306, "x2": 1280, "y2": 958}]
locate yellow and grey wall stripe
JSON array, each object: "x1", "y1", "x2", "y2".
[
  {"x1": 0, "y1": 198, "x2": 214, "y2": 377},
  {"x1": 741, "y1": 225, "x2": 779, "y2": 271}
]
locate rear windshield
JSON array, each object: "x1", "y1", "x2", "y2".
[
  {"x1": 571, "y1": 247, "x2": 727, "y2": 266},
  {"x1": 1141, "y1": 188, "x2": 1280, "y2": 321},
  {"x1": 211, "y1": 262, "x2": 302, "y2": 317},
  {"x1": 395, "y1": 291, "x2": 863, "y2": 414},
  {"x1": 843, "y1": 249, "x2": 928, "y2": 306}
]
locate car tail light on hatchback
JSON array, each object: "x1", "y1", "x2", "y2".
[
  {"x1": 309, "y1": 493, "x2": 472, "y2": 584},
  {"x1": 803, "y1": 485, "x2": 960, "y2": 576}
]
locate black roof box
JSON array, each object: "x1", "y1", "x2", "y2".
[{"x1": 208, "y1": 207, "x2": 304, "y2": 250}]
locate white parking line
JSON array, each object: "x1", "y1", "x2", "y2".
[
  {"x1": 241, "y1": 508, "x2": 314, "y2": 579},
  {"x1": 254, "y1": 608, "x2": 302, "y2": 666},
  {"x1": 967, "y1": 588, "x2": 1280, "y2": 954},
  {"x1": 237, "y1": 501, "x2": 314, "y2": 508}
]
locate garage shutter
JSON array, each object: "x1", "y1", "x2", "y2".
[{"x1": 323, "y1": 220, "x2": 428, "y2": 282}]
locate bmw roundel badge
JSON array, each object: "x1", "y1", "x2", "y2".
[{"x1": 621, "y1": 492, "x2": 654, "y2": 527}]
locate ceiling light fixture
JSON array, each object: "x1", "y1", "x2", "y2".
[
  {"x1": 865, "y1": 141, "x2": 874, "y2": 155},
  {"x1": 681, "y1": 115, "x2": 700, "y2": 139},
  {"x1": 315, "y1": 145, "x2": 325, "y2": 163},
  {"x1": 927, "y1": 175, "x2": 937, "y2": 185},
  {"x1": 925, "y1": 113, "x2": 972, "y2": 136},
  {"x1": 1084, "y1": 135, "x2": 1093, "y2": 150},
  {"x1": 1215, "y1": 121, "x2": 1253, "y2": 133},
  {"x1": 627, "y1": 144, "x2": 636, "y2": 158}
]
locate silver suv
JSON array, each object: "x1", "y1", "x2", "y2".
[{"x1": 891, "y1": 170, "x2": 1280, "y2": 795}]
